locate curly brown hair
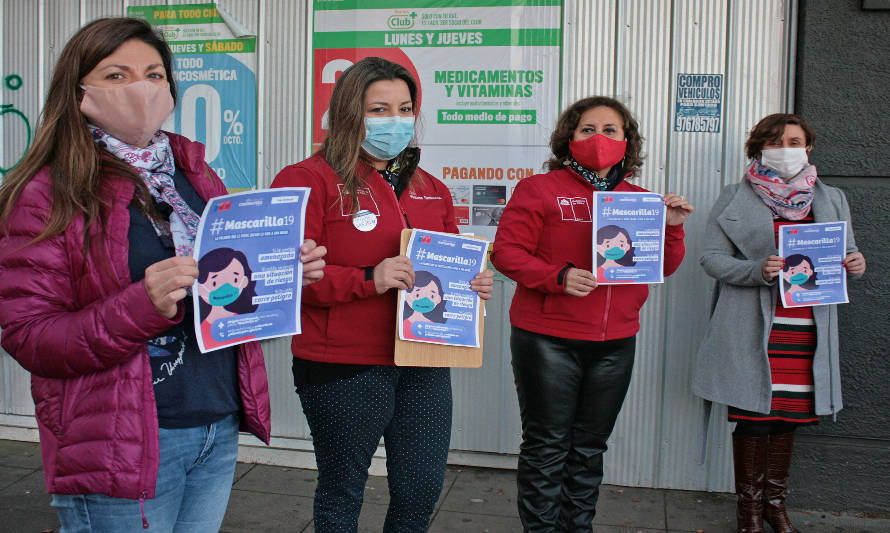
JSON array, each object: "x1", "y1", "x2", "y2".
[
  {"x1": 745, "y1": 113, "x2": 815, "y2": 160},
  {"x1": 545, "y1": 96, "x2": 644, "y2": 176}
]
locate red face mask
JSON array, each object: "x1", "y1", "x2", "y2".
[{"x1": 569, "y1": 134, "x2": 627, "y2": 171}]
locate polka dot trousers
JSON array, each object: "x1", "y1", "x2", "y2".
[{"x1": 297, "y1": 366, "x2": 452, "y2": 532}]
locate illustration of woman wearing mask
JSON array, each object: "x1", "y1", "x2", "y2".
[
  {"x1": 595, "y1": 225, "x2": 637, "y2": 281},
  {"x1": 197, "y1": 247, "x2": 259, "y2": 349},
  {"x1": 402, "y1": 270, "x2": 448, "y2": 341},
  {"x1": 781, "y1": 253, "x2": 818, "y2": 306}
]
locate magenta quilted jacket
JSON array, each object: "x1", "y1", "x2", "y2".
[{"x1": 0, "y1": 133, "x2": 271, "y2": 499}]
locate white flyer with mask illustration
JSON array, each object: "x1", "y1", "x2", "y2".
[
  {"x1": 592, "y1": 191, "x2": 666, "y2": 284},
  {"x1": 398, "y1": 229, "x2": 487, "y2": 347},
  {"x1": 778, "y1": 221, "x2": 848, "y2": 308},
  {"x1": 192, "y1": 188, "x2": 308, "y2": 352}
]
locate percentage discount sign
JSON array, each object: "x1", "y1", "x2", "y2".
[
  {"x1": 224, "y1": 109, "x2": 243, "y2": 135},
  {"x1": 163, "y1": 51, "x2": 257, "y2": 189}
]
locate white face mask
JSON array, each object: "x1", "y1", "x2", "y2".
[{"x1": 760, "y1": 148, "x2": 809, "y2": 179}]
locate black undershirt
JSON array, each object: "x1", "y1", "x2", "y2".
[{"x1": 128, "y1": 168, "x2": 240, "y2": 426}]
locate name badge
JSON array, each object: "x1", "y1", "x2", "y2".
[{"x1": 352, "y1": 209, "x2": 378, "y2": 232}]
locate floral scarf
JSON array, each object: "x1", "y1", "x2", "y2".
[
  {"x1": 90, "y1": 126, "x2": 200, "y2": 256},
  {"x1": 745, "y1": 160, "x2": 817, "y2": 220}
]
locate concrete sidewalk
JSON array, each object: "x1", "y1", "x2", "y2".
[{"x1": 1, "y1": 439, "x2": 887, "y2": 532}]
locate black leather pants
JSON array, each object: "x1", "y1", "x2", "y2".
[{"x1": 511, "y1": 327, "x2": 636, "y2": 533}]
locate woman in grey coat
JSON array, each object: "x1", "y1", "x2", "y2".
[{"x1": 692, "y1": 114, "x2": 865, "y2": 533}]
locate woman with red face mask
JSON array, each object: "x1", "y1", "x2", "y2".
[
  {"x1": 0, "y1": 18, "x2": 325, "y2": 532},
  {"x1": 492, "y1": 96, "x2": 694, "y2": 531}
]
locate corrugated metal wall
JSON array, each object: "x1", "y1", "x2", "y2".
[{"x1": 0, "y1": 0, "x2": 794, "y2": 492}]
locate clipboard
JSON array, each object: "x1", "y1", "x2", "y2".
[{"x1": 394, "y1": 229, "x2": 486, "y2": 368}]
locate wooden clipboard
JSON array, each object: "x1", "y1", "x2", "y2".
[{"x1": 393, "y1": 229, "x2": 486, "y2": 368}]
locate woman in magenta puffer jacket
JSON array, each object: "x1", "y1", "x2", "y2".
[{"x1": 0, "y1": 18, "x2": 324, "y2": 532}]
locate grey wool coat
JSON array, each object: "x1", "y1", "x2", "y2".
[{"x1": 692, "y1": 177, "x2": 859, "y2": 417}]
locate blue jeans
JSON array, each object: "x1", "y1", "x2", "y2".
[
  {"x1": 298, "y1": 366, "x2": 452, "y2": 533},
  {"x1": 51, "y1": 413, "x2": 239, "y2": 533}
]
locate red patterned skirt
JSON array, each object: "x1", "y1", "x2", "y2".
[{"x1": 729, "y1": 296, "x2": 818, "y2": 424}]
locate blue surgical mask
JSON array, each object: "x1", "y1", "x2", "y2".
[
  {"x1": 604, "y1": 247, "x2": 626, "y2": 260},
  {"x1": 411, "y1": 297, "x2": 436, "y2": 313},
  {"x1": 209, "y1": 283, "x2": 241, "y2": 306},
  {"x1": 789, "y1": 273, "x2": 809, "y2": 285},
  {"x1": 361, "y1": 116, "x2": 415, "y2": 161}
]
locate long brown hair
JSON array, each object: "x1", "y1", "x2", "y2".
[
  {"x1": 0, "y1": 17, "x2": 176, "y2": 243},
  {"x1": 545, "y1": 96, "x2": 644, "y2": 177},
  {"x1": 322, "y1": 56, "x2": 420, "y2": 212},
  {"x1": 745, "y1": 113, "x2": 815, "y2": 160}
]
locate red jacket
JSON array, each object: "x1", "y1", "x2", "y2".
[
  {"x1": 0, "y1": 133, "x2": 271, "y2": 499},
  {"x1": 272, "y1": 153, "x2": 457, "y2": 365},
  {"x1": 491, "y1": 167, "x2": 686, "y2": 341}
]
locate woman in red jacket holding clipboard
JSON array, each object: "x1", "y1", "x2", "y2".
[
  {"x1": 492, "y1": 96, "x2": 693, "y2": 531},
  {"x1": 272, "y1": 57, "x2": 492, "y2": 533}
]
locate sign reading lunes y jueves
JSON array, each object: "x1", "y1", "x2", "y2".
[{"x1": 311, "y1": 1, "x2": 562, "y2": 243}]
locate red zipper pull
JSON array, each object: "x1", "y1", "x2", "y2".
[{"x1": 139, "y1": 492, "x2": 150, "y2": 529}]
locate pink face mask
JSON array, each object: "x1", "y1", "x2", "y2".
[{"x1": 80, "y1": 80, "x2": 174, "y2": 147}]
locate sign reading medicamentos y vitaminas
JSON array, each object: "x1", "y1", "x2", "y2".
[
  {"x1": 129, "y1": 3, "x2": 257, "y2": 190},
  {"x1": 312, "y1": 0, "x2": 562, "y2": 242}
]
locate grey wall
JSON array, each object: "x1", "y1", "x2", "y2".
[{"x1": 791, "y1": 0, "x2": 890, "y2": 515}]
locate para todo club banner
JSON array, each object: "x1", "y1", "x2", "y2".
[
  {"x1": 778, "y1": 221, "x2": 849, "y2": 308},
  {"x1": 312, "y1": 0, "x2": 563, "y2": 242},
  {"x1": 592, "y1": 192, "x2": 666, "y2": 285},
  {"x1": 129, "y1": 3, "x2": 257, "y2": 190}
]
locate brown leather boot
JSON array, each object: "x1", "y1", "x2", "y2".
[
  {"x1": 733, "y1": 434, "x2": 768, "y2": 533},
  {"x1": 763, "y1": 432, "x2": 801, "y2": 533}
]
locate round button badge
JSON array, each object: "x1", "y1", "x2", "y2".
[{"x1": 352, "y1": 209, "x2": 378, "y2": 232}]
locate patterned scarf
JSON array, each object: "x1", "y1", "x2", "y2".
[
  {"x1": 566, "y1": 157, "x2": 623, "y2": 191},
  {"x1": 90, "y1": 126, "x2": 200, "y2": 256},
  {"x1": 745, "y1": 159, "x2": 817, "y2": 220},
  {"x1": 379, "y1": 158, "x2": 402, "y2": 191}
]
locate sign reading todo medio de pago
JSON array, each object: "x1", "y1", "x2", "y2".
[
  {"x1": 674, "y1": 73, "x2": 723, "y2": 133},
  {"x1": 311, "y1": 0, "x2": 562, "y2": 241},
  {"x1": 129, "y1": 3, "x2": 257, "y2": 190}
]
